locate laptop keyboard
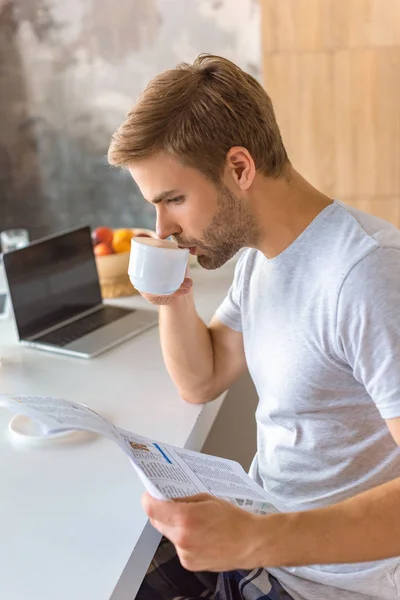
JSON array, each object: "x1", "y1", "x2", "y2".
[{"x1": 36, "y1": 306, "x2": 134, "y2": 347}]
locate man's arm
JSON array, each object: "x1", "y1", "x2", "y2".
[
  {"x1": 143, "y1": 418, "x2": 400, "y2": 571},
  {"x1": 258, "y1": 475, "x2": 400, "y2": 568},
  {"x1": 386, "y1": 416, "x2": 400, "y2": 445},
  {"x1": 139, "y1": 276, "x2": 247, "y2": 404},
  {"x1": 254, "y1": 417, "x2": 400, "y2": 567},
  {"x1": 159, "y1": 292, "x2": 247, "y2": 404}
]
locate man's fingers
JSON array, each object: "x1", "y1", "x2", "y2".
[
  {"x1": 148, "y1": 517, "x2": 172, "y2": 539},
  {"x1": 143, "y1": 492, "x2": 213, "y2": 527},
  {"x1": 179, "y1": 277, "x2": 193, "y2": 290},
  {"x1": 142, "y1": 493, "x2": 189, "y2": 525},
  {"x1": 172, "y1": 278, "x2": 193, "y2": 296},
  {"x1": 173, "y1": 493, "x2": 213, "y2": 504},
  {"x1": 142, "y1": 493, "x2": 172, "y2": 521}
]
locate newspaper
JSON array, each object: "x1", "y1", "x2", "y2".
[{"x1": 0, "y1": 395, "x2": 278, "y2": 516}]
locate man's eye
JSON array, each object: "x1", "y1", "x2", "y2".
[{"x1": 166, "y1": 196, "x2": 184, "y2": 205}]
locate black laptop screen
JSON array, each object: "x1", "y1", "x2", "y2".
[{"x1": 3, "y1": 227, "x2": 102, "y2": 339}]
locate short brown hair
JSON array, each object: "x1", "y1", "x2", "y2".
[{"x1": 108, "y1": 54, "x2": 289, "y2": 181}]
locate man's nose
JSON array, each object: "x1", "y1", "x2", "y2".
[{"x1": 155, "y1": 209, "x2": 179, "y2": 240}]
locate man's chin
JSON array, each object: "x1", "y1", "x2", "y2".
[{"x1": 197, "y1": 254, "x2": 229, "y2": 270}]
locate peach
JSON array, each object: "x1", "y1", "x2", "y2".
[
  {"x1": 92, "y1": 226, "x2": 114, "y2": 246},
  {"x1": 94, "y1": 242, "x2": 113, "y2": 256}
]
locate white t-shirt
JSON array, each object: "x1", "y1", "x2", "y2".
[{"x1": 215, "y1": 200, "x2": 400, "y2": 599}]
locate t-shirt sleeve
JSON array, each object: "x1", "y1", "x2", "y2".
[
  {"x1": 213, "y1": 252, "x2": 247, "y2": 332},
  {"x1": 336, "y1": 246, "x2": 400, "y2": 420}
]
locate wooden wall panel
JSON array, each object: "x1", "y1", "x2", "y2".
[
  {"x1": 261, "y1": 1, "x2": 400, "y2": 51},
  {"x1": 261, "y1": 0, "x2": 329, "y2": 52},
  {"x1": 261, "y1": 0, "x2": 400, "y2": 227},
  {"x1": 341, "y1": 196, "x2": 400, "y2": 225},
  {"x1": 333, "y1": 49, "x2": 400, "y2": 198},
  {"x1": 263, "y1": 52, "x2": 335, "y2": 192},
  {"x1": 326, "y1": 0, "x2": 400, "y2": 49}
]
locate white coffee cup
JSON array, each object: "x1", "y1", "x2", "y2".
[{"x1": 128, "y1": 237, "x2": 190, "y2": 295}]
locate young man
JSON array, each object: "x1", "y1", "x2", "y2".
[{"x1": 108, "y1": 55, "x2": 400, "y2": 600}]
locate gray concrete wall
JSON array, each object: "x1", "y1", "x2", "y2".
[{"x1": 0, "y1": 0, "x2": 260, "y2": 240}]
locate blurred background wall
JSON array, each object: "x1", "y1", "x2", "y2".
[
  {"x1": 261, "y1": 0, "x2": 400, "y2": 227},
  {"x1": 2, "y1": 1, "x2": 398, "y2": 240},
  {"x1": 0, "y1": 0, "x2": 260, "y2": 240}
]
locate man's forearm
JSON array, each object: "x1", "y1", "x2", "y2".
[
  {"x1": 159, "y1": 292, "x2": 215, "y2": 403},
  {"x1": 255, "y1": 477, "x2": 400, "y2": 567}
]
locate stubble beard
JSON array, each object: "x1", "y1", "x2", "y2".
[{"x1": 180, "y1": 185, "x2": 261, "y2": 270}]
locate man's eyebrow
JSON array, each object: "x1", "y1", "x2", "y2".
[{"x1": 149, "y1": 189, "x2": 182, "y2": 204}]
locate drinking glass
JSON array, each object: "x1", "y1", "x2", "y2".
[{"x1": 0, "y1": 229, "x2": 30, "y2": 253}]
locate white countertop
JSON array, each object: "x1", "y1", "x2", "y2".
[{"x1": 0, "y1": 263, "x2": 234, "y2": 600}]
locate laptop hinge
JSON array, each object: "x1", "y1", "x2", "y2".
[{"x1": 26, "y1": 304, "x2": 104, "y2": 341}]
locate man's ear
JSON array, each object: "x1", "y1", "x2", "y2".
[{"x1": 225, "y1": 146, "x2": 256, "y2": 191}]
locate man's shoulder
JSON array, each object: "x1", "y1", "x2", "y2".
[
  {"x1": 334, "y1": 201, "x2": 400, "y2": 251},
  {"x1": 342, "y1": 245, "x2": 400, "y2": 294},
  {"x1": 320, "y1": 201, "x2": 400, "y2": 280}
]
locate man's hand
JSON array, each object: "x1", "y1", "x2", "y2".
[
  {"x1": 144, "y1": 476, "x2": 400, "y2": 572},
  {"x1": 142, "y1": 492, "x2": 266, "y2": 572},
  {"x1": 139, "y1": 277, "x2": 193, "y2": 305}
]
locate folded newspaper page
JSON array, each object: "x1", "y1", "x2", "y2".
[{"x1": 0, "y1": 395, "x2": 277, "y2": 515}]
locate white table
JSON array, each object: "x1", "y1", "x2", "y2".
[{"x1": 0, "y1": 264, "x2": 234, "y2": 600}]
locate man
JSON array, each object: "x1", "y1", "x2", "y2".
[{"x1": 108, "y1": 55, "x2": 400, "y2": 600}]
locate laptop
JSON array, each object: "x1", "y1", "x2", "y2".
[{"x1": 2, "y1": 226, "x2": 158, "y2": 358}]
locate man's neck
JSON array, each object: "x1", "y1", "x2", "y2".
[{"x1": 249, "y1": 166, "x2": 333, "y2": 259}]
